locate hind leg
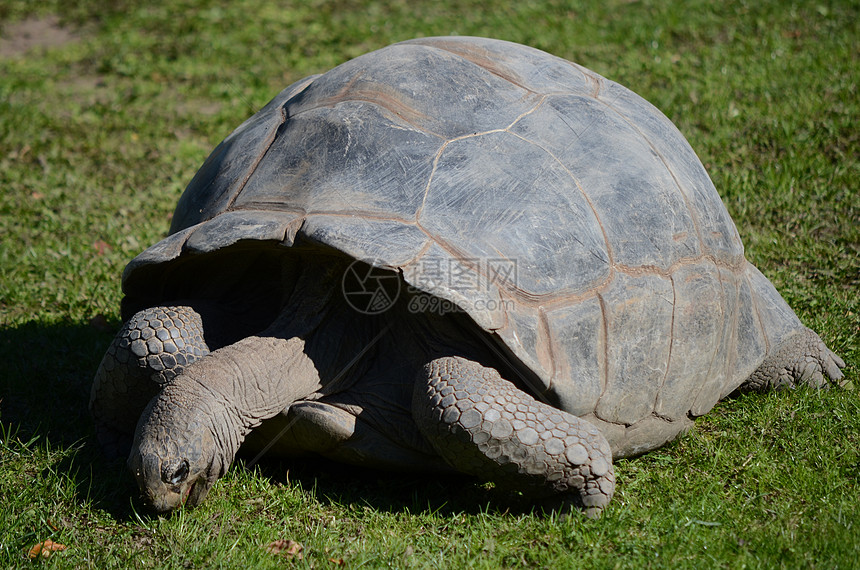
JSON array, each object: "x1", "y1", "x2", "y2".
[
  {"x1": 244, "y1": 399, "x2": 451, "y2": 473},
  {"x1": 412, "y1": 356, "x2": 615, "y2": 517},
  {"x1": 89, "y1": 306, "x2": 210, "y2": 457},
  {"x1": 741, "y1": 327, "x2": 846, "y2": 392}
]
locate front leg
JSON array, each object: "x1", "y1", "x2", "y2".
[
  {"x1": 412, "y1": 356, "x2": 615, "y2": 517},
  {"x1": 89, "y1": 306, "x2": 210, "y2": 457}
]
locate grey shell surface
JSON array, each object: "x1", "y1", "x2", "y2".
[{"x1": 124, "y1": 37, "x2": 774, "y2": 445}]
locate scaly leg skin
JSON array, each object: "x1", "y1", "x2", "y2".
[
  {"x1": 413, "y1": 356, "x2": 615, "y2": 517},
  {"x1": 89, "y1": 306, "x2": 210, "y2": 457},
  {"x1": 741, "y1": 327, "x2": 847, "y2": 392}
]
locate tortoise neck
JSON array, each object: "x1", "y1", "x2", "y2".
[
  {"x1": 153, "y1": 335, "x2": 322, "y2": 466},
  {"x1": 195, "y1": 335, "x2": 322, "y2": 433}
]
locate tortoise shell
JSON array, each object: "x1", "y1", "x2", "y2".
[{"x1": 122, "y1": 37, "x2": 795, "y2": 456}]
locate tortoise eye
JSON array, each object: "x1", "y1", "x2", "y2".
[{"x1": 164, "y1": 460, "x2": 189, "y2": 486}]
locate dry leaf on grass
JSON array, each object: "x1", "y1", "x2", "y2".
[
  {"x1": 28, "y1": 540, "x2": 67, "y2": 559},
  {"x1": 263, "y1": 539, "x2": 303, "y2": 558},
  {"x1": 93, "y1": 240, "x2": 112, "y2": 255}
]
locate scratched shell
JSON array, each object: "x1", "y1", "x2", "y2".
[{"x1": 122, "y1": 37, "x2": 767, "y2": 455}]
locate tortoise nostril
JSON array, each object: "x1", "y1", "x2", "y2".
[{"x1": 165, "y1": 459, "x2": 189, "y2": 485}]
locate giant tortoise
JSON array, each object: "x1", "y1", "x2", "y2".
[{"x1": 90, "y1": 36, "x2": 845, "y2": 515}]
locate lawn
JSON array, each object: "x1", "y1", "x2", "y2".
[{"x1": 1, "y1": 0, "x2": 858, "y2": 567}]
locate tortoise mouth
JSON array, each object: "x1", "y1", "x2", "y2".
[
  {"x1": 182, "y1": 475, "x2": 212, "y2": 509},
  {"x1": 182, "y1": 481, "x2": 194, "y2": 505},
  {"x1": 150, "y1": 478, "x2": 205, "y2": 513}
]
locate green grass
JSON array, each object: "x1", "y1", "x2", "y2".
[{"x1": 1, "y1": 0, "x2": 857, "y2": 567}]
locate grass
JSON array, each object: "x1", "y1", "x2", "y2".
[{"x1": 1, "y1": 0, "x2": 857, "y2": 567}]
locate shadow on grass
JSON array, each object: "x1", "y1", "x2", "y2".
[
  {"x1": 0, "y1": 319, "x2": 540, "y2": 523},
  {"x1": 238, "y1": 453, "x2": 535, "y2": 519},
  {"x1": 0, "y1": 318, "x2": 142, "y2": 517}
]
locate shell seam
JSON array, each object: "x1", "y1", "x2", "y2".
[
  {"x1": 593, "y1": 292, "x2": 611, "y2": 423},
  {"x1": 414, "y1": 96, "x2": 546, "y2": 230},
  {"x1": 224, "y1": 104, "x2": 288, "y2": 214},
  {"x1": 291, "y1": 94, "x2": 447, "y2": 141},
  {"x1": 410, "y1": 42, "x2": 539, "y2": 94},
  {"x1": 652, "y1": 273, "x2": 678, "y2": 420}
]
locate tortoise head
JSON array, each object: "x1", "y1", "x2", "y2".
[
  {"x1": 124, "y1": 335, "x2": 319, "y2": 512},
  {"x1": 128, "y1": 384, "x2": 234, "y2": 513}
]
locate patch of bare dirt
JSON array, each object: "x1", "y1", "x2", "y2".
[{"x1": 0, "y1": 15, "x2": 78, "y2": 58}]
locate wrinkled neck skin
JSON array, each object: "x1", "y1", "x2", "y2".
[{"x1": 129, "y1": 336, "x2": 321, "y2": 513}]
